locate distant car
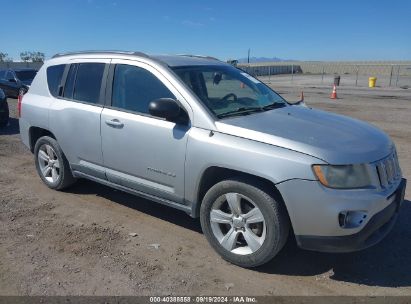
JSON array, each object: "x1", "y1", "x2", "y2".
[
  {"x1": 0, "y1": 68, "x2": 37, "y2": 98},
  {"x1": 0, "y1": 88, "x2": 9, "y2": 127}
]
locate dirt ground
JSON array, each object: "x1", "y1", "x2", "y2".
[{"x1": 1, "y1": 83, "x2": 410, "y2": 296}]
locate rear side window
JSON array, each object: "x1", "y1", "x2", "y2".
[
  {"x1": 73, "y1": 63, "x2": 105, "y2": 104},
  {"x1": 112, "y1": 64, "x2": 174, "y2": 114},
  {"x1": 47, "y1": 65, "x2": 66, "y2": 97}
]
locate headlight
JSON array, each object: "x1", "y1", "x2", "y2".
[{"x1": 312, "y1": 164, "x2": 372, "y2": 189}]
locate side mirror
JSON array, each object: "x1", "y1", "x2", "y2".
[{"x1": 149, "y1": 98, "x2": 182, "y2": 122}]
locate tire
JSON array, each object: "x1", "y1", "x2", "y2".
[
  {"x1": 200, "y1": 178, "x2": 289, "y2": 268},
  {"x1": 0, "y1": 101, "x2": 9, "y2": 128},
  {"x1": 18, "y1": 88, "x2": 26, "y2": 97},
  {"x1": 34, "y1": 136, "x2": 76, "y2": 190}
]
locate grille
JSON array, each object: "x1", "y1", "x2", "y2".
[{"x1": 374, "y1": 151, "x2": 401, "y2": 189}]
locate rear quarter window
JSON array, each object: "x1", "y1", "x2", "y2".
[{"x1": 47, "y1": 65, "x2": 66, "y2": 97}]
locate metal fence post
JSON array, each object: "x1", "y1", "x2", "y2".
[
  {"x1": 389, "y1": 65, "x2": 393, "y2": 87},
  {"x1": 355, "y1": 65, "x2": 359, "y2": 86},
  {"x1": 268, "y1": 66, "x2": 271, "y2": 82},
  {"x1": 321, "y1": 65, "x2": 324, "y2": 84},
  {"x1": 291, "y1": 64, "x2": 294, "y2": 82},
  {"x1": 396, "y1": 65, "x2": 400, "y2": 87}
]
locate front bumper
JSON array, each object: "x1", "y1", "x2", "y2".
[
  {"x1": 296, "y1": 178, "x2": 406, "y2": 252},
  {"x1": 277, "y1": 177, "x2": 406, "y2": 253}
]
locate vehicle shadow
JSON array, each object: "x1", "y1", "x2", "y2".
[
  {"x1": 68, "y1": 179, "x2": 411, "y2": 287},
  {"x1": 0, "y1": 117, "x2": 19, "y2": 135},
  {"x1": 257, "y1": 199, "x2": 411, "y2": 288},
  {"x1": 68, "y1": 179, "x2": 203, "y2": 233}
]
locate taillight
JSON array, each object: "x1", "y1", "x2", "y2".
[{"x1": 18, "y1": 93, "x2": 23, "y2": 118}]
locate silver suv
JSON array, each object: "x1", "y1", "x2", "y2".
[{"x1": 19, "y1": 51, "x2": 406, "y2": 267}]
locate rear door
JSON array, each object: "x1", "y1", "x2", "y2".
[{"x1": 49, "y1": 60, "x2": 110, "y2": 179}]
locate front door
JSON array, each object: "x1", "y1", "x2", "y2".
[{"x1": 101, "y1": 61, "x2": 191, "y2": 203}]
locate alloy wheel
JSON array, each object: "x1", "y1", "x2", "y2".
[
  {"x1": 210, "y1": 192, "x2": 266, "y2": 255},
  {"x1": 37, "y1": 144, "x2": 60, "y2": 183}
]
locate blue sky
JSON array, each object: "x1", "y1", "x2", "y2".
[{"x1": 1, "y1": 0, "x2": 410, "y2": 61}]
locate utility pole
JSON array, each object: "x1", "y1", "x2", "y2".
[{"x1": 247, "y1": 48, "x2": 250, "y2": 65}]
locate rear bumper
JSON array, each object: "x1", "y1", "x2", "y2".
[{"x1": 295, "y1": 178, "x2": 406, "y2": 252}]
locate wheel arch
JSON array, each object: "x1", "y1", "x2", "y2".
[
  {"x1": 192, "y1": 166, "x2": 290, "y2": 221},
  {"x1": 29, "y1": 126, "x2": 56, "y2": 153}
]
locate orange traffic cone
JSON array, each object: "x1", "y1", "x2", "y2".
[{"x1": 330, "y1": 85, "x2": 337, "y2": 99}]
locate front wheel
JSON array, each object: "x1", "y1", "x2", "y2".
[{"x1": 200, "y1": 178, "x2": 289, "y2": 268}]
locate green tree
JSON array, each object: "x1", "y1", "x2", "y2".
[
  {"x1": 20, "y1": 51, "x2": 31, "y2": 62},
  {"x1": 0, "y1": 52, "x2": 8, "y2": 62},
  {"x1": 31, "y1": 52, "x2": 45, "y2": 63},
  {"x1": 20, "y1": 51, "x2": 45, "y2": 63}
]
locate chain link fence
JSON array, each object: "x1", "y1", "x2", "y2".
[
  {"x1": 2, "y1": 61, "x2": 410, "y2": 88},
  {"x1": 238, "y1": 62, "x2": 411, "y2": 88}
]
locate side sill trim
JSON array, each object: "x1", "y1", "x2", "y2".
[{"x1": 72, "y1": 170, "x2": 192, "y2": 215}]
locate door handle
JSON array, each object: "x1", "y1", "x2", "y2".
[{"x1": 105, "y1": 119, "x2": 124, "y2": 128}]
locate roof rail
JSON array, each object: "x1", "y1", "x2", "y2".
[
  {"x1": 177, "y1": 54, "x2": 220, "y2": 61},
  {"x1": 51, "y1": 50, "x2": 149, "y2": 59}
]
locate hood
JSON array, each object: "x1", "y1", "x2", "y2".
[{"x1": 215, "y1": 105, "x2": 393, "y2": 164}]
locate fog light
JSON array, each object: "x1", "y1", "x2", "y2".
[{"x1": 338, "y1": 211, "x2": 368, "y2": 228}]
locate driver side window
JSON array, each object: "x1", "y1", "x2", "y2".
[{"x1": 112, "y1": 64, "x2": 175, "y2": 114}]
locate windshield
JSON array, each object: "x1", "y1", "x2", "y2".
[
  {"x1": 15, "y1": 70, "x2": 37, "y2": 82},
  {"x1": 172, "y1": 65, "x2": 287, "y2": 118}
]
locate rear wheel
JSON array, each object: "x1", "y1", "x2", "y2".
[
  {"x1": 200, "y1": 178, "x2": 289, "y2": 268},
  {"x1": 34, "y1": 136, "x2": 76, "y2": 190}
]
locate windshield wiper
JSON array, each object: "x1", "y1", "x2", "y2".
[
  {"x1": 217, "y1": 103, "x2": 286, "y2": 119},
  {"x1": 261, "y1": 102, "x2": 286, "y2": 111},
  {"x1": 217, "y1": 107, "x2": 263, "y2": 118}
]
